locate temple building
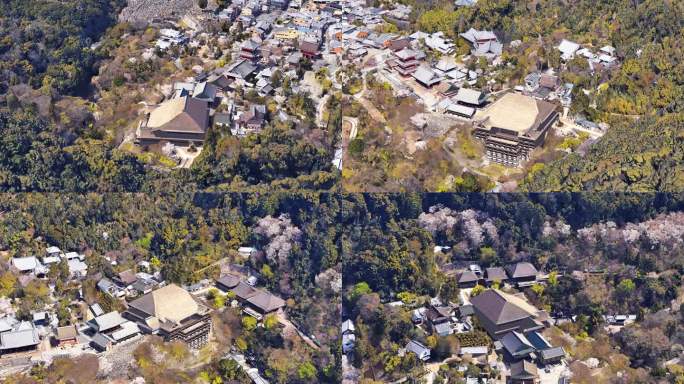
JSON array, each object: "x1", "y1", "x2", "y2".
[
  {"x1": 473, "y1": 93, "x2": 558, "y2": 166},
  {"x1": 124, "y1": 284, "x2": 212, "y2": 349},
  {"x1": 137, "y1": 96, "x2": 209, "y2": 147}
]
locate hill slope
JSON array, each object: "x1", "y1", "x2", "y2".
[{"x1": 521, "y1": 115, "x2": 684, "y2": 191}]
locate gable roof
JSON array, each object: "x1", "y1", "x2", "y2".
[
  {"x1": 128, "y1": 284, "x2": 200, "y2": 323},
  {"x1": 500, "y1": 331, "x2": 535, "y2": 357},
  {"x1": 299, "y1": 40, "x2": 319, "y2": 53},
  {"x1": 460, "y1": 28, "x2": 497, "y2": 44},
  {"x1": 455, "y1": 88, "x2": 485, "y2": 105},
  {"x1": 46, "y1": 246, "x2": 61, "y2": 254},
  {"x1": 192, "y1": 82, "x2": 218, "y2": 100},
  {"x1": 558, "y1": 39, "x2": 580, "y2": 55},
  {"x1": 242, "y1": 39, "x2": 261, "y2": 50},
  {"x1": 216, "y1": 274, "x2": 241, "y2": 289},
  {"x1": 459, "y1": 346, "x2": 488, "y2": 355},
  {"x1": 90, "y1": 303, "x2": 104, "y2": 317},
  {"x1": 506, "y1": 262, "x2": 538, "y2": 279},
  {"x1": 225, "y1": 59, "x2": 258, "y2": 79},
  {"x1": 341, "y1": 319, "x2": 355, "y2": 334},
  {"x1": 90, "y1": 333, "x2": 112, "y2": 350},
  {"x1": 147, "y1": 96, "x2": 209, "y2": 134},
  {"x1": 231, "y1": 281, "x2": 259, "y2": 301},
  {"x1": 0, "y1": 325, "x2": 40, "y2": 350},
  {"x1": 67, "y1": 259, "x2": 88, "y2": 274},
  {"x1": 12, "y1": 257, "x2": 41, "y2": 272},
  {"x1": 470, "y1": 289, "x2": 538, "y2": 325},
  {"x1": 393, "y1": 48, "x2": 420, "y2": 61},
  {"x1": 0, "y1": 316, "x2": 18, "y2": 333},
  {"x1": 434, "y1": 321, "x2": 452, "y2": 335},
  {"x1": 458, "y1": 270, "x2": 480, "y2": 283},
  {"x1": 247, "y1": 290, "x2": 285, "y2": 313},
  {"x1": 412, "y1": 66, "x2": 443, "y2": 86},
  {"x1": 510, "y1": 360, "x2": 538, "y2": 379},
  {"x1": 92, "y1": 311, "x2": 126, "y2": 332},
  {"x1": 110, "y1": 321, "x2": 140, "y2": 341},
  {"x1": 540, "y1": 346, "x2": 565, "y2": 360},
  {"x1": 406, "y1": 340, "x2": 430, "y2": 357},
  {"x1": 435, "y1": 56, "x2": 458, "y2": 72},
  {"x1": 485, "y1": 267, "x2": 508, "y2": 282},
  {"x1": 56, "y1": 325, "x2": 78, "y2": 340}
]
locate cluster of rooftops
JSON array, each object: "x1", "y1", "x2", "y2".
[
  {"x1": 557, "y1": 39, "x2": 620, "y2": 71},
  {"x1": 0, "y1": 241, "x2": 287, "y2": 364},
  {"x1": 399, "y1": 287, "x2": 567, "y2": 382},
  {"x1": 11, "y1": 246, "x2": 87, "y2": 280},
  {"x1": 457, "y1": 261, "x2": 542, "y2": 288}
]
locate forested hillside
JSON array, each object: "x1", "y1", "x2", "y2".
[
  {"x1": 0, "y1": 112, "x2": 153, "y2": 192},
  {"x1": 343, "y1": 193, "x2": 684, "y2": 299},
  {"x1": 521, "y1": 115, "x2": 684, "y2": 191},
  {"x1": 0, "y1": 0, "x2": 126, "y2": 94}
]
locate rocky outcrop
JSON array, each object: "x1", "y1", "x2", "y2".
[{"x1": 118, "y1": 0, "x2": 202, "y2": 23}]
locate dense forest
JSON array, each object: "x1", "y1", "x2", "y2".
[
  {"x1": 522, "y1": 115, "x2": 684, "y2": 191},
  {"x1": 0, "y1": 112, "x2": 154, "y2": 192},
  {"x1": 343, "y1": 192, "x2": 684, "y2": 298},
  {"x1": 0, "y1": 0, "x2": 126, "y2": 94},
  {"x1": 0, "y1": 193, "x2": 341, "y2": 383}
]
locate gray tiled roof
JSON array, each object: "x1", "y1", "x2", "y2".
[
  {"x1": 540, "y1": 346, "x2": 565, "y2": 360},
  {"x1": 500, "y1": 331, "x2": 535, "y2": 357},
  {"x1": 216, "y1": 274, "x2": 241, "y2": 289},
  {"x1": 406, "y1": 339, "x2": 430, "y2": 358},
  {"x1": 0, "y1": 325, "x2": 39, "y2": 350},
  {"x1": 92, "y1": 311, "x2": 126, "y2": 332},
  {"x1": 485, "y1": 267, "x2": 508, "y2": 282},
  {"x1": 247, "y1": 291, "x2": 285, "y2": 313},
  {"x1": 506, "y1": 262, "x2": 538, "y2": 279},
  {"x1": 458, "y1": 270, "x2": 479, "y2": 283},
  {"x1": 510, "y1": 360, "x2": 538, "y2": 379},
  {"x1": 231, "y1": 281, "x2": 259, "y2": 301}
]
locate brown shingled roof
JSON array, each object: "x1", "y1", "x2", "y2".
[
  {"x1": 510, "y1": 360, "x2": 538, "y2": 379},
  {"x1": 485, "y1": 267, "x2": 508, "y2": 282},
  {"x1": 128, "y1": 284, "x2": 202, "y2": 323},
  {"x1": 470, "y1": 289, "x2": 537, "y2": 325},
  {"x1": 247, "y1": 291, "x2": 285, "y2": 313},
  {"x1": 231, "y1": 281, "x2": 259, "y2": 301},
  {"x1": 146, "y1": 96, "x2": 209, "y2": 134},
  {"x1": 216, "y1": 274, "x2": 241, "y2": 290},
  {"x1": 458, "y1": 270, "x2": 480, "y2": 284},
  {"x1": 56, "y1": 325, "x2": 78, "y2": 340}
]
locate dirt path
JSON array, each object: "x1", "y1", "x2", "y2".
[
  {"x1": 276, "y1": 311, "x2": 320, "y2": 350},
  {"x1": 316, "y1": 94, "x2": 330, "y2": 128},
  {"x1": 355, "y1": 93, "x2": 386, "y2": 123},
  {"x1": 442, "y1": 128, "x2": 488, "y2": 178},
  {"x1": 353, "y1": 81, "x2": 386, "y2": 123},
  {"x1": 558, "y1": 117, "x2": 604, "y2": 139}
]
